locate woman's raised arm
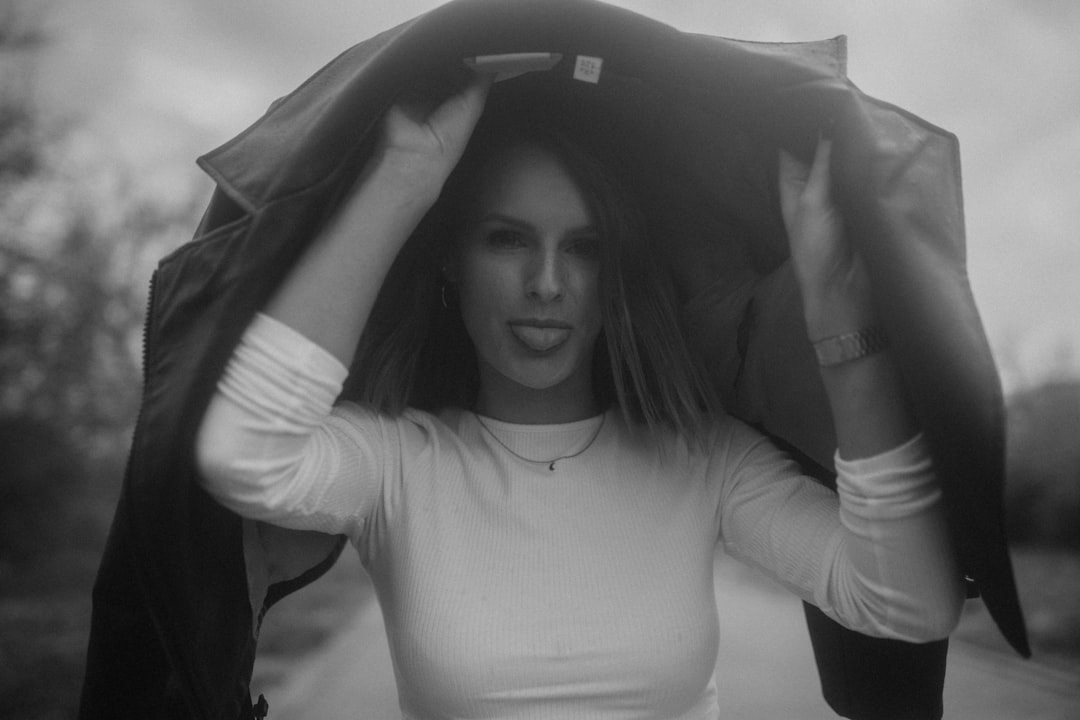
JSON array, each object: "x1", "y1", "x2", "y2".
[
  {"x1": 194, "y1": 75, "x2": 489, "y2": 528},
  {"x1": 778, "y1": 139, "x2": 918, "y2": 460},
  {"x1": 265, "y1": 74, "x2": 491, "y2": 364},
  {"x1": 776, "y1": 140, "x2": 965, "y2": 636}
]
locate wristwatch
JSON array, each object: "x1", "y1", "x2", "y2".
[{"x1": 812, "y1": 326, "x2": 890, "y2": 367}]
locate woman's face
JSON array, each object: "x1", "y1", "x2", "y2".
[{"x1": 452, "y1": 143, "x2": 603, "y2": 417}]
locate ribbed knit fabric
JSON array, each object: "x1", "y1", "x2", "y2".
[{"x1": 197, "y1": 313, "x2": 964, "y2": 720}]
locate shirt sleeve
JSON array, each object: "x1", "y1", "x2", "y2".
[
  {"x1": 715, "y1": 422, "x2": 964, "y2": 642},
  {"x1": 195, "y1": 313, "x2": 395, "y2": 543}
]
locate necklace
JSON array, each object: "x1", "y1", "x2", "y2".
[{"x1": 474, "y1": 412, "x2": 607, "y2": 471}]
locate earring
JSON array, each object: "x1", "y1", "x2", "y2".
[{"x1": 440, "y1": 266, "x2": 456, "y2": 309}]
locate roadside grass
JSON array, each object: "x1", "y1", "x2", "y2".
[
  {"x1": 0, "y1": 467, "x2": 370, "y2": 719},
  {"x1": 0, "y1": 488, "x2": 112, "y2": 720}
]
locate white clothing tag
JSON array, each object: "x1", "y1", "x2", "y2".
[{"x1": 573, "y1": 55, "x2": 603, "y2": 84}]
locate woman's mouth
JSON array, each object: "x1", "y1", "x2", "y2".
[{"x1": 509, "y1": 322, "x2": 571, "y2": 352}]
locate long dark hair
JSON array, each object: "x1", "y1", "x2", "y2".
[{"x1": 346, "y1": 105, "x2": 718, "y2": 444}]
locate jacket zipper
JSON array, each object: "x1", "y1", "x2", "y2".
[{"x1": 140, "y1": 270, "x2": 158, "y2": 388}]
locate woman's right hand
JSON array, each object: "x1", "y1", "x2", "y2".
[
  {"x1": 377, "y1": 72, "x2": 492, "y2": 191},
  {"x1": 262, "y1": 72, "x2": 488, "y2": 364}
]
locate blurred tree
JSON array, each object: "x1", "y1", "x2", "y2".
[
  {"x1": 0, "y1": 0, "x2": 200, "y2": 461},
  {"x1": 0, "y1": 0, "x2": 45, "y2": 179},
  {"x1": 0, "y1": 6, "x2": 204, "y2": 714},
  {"x1": 1005, "y1": 379, "x2": 1080, "y2": 548},
  {"x1": 0, "y1": 0, "x2": 201, "y2": 580},
  {"x1": 0, "y1": 155, "x2": 199, "y2": 457}
]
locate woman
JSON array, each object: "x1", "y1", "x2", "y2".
[{"x1": 196, "y1": 74, "x2": 964, "y2": 718}]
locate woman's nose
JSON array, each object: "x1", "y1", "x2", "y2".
[{"x1": 525, "y1": 249, "x2": 564, "y2": 302}]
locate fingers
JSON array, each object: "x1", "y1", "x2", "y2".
[
  {"x1": 463, "y1": 70, "x2": 495, "y2": 99},
  {"x1": 394, "y1": 70, "x2": 490, "y2": 123},
  {"x1": 777, "y1": 148, "x2": 806, "y2": 231},
  {"x1": 778, "y1": 138, "x2": 834, "y2": 231},
  {"x1": 805, "y1": 138, "x2": 834, "y2": 207},
  {"x1": 382, "y1": 70, "x2": 491, "y2": 165},
  {"x1": 431, "y1": 71, "x2": 492, "y2": 131},
  {"x1": 425, "y1": 71, "x2": 491, "y2": 157}
]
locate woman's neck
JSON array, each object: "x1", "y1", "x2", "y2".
[{"x1": 474, "y1": 368, "x2": 599, "y2": 424}]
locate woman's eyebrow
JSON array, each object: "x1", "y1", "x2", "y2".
[
  {"x1": 476, "y1": 212, "x2": 598, "y2": 236},
  {"x1": 475, "y1": 212, "x2": 531, "y2": 229}
]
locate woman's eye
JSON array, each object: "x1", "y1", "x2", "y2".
[
  {"x1": 486, "y1": 230, "x2": 525, "y2": 249},
  {"x1": 568, "y1": 237, "x2": 601, "y2": 259}
]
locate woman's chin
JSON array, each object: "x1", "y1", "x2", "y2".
[
  {"x1": 506, "y1": 365, "x2": 575, "y2": 392},
  {"x1": 485, "y1": 355, "x2": 583, "y2": 395}
]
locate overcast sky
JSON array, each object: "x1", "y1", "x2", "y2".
[{"x1": 37, "y1": 0, "x2": 1080, "y2": 391}]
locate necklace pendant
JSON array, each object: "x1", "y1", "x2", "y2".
[{"x1": 549, "y1": 461, "x2": 556, "y2": 471}]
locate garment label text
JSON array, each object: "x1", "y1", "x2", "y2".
[{"x1": 573, "y1": 56, "x2": 603, "y2": 84}]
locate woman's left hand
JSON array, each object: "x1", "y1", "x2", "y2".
[{"x1": 778, "y1": 138, "x2": 876, "y2": 341}]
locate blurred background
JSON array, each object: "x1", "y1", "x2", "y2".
[{"x1": 1, "y1": 0, "x2": 1077, "y2": 717}]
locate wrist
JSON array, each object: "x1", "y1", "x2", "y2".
[
  {"x1": 802, "y1": 296, "x2": 878, "y2": 344},
  {"x1": 322, "y1": 151, "x2": 444, "y2": 255},
  {"x1": 371, "y1": 147, "x2": 455, "y2": 202},
  {"x1": 817, "y1": 349, "x2": 918, "y2": 458},
  {"x1": 797, "y1": 264, "x2": 877, "y2": 342},
  {"x1": 332, "y1": 150, "x2": 445, "y2": 229},
  {"x1": 347, "y1": 147, "x2": 444, "y2": 212}
]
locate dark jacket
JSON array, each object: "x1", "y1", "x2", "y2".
[{"x1": 79, "y1": 1, "x2": 1028, "y2": 718}]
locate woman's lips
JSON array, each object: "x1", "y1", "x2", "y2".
[{"x1": 509, "y1": 323, "x2": 571, "y2": 352}]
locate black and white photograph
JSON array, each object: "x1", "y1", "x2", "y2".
[{"x1": 3, "y1": 1, "x2": 1078, "y2": 718}]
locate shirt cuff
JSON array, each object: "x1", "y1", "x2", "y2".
[
  {"x1": 247, "y1": 312, "x2": 350, "y2": 384},
  {"x1": 834, "y1": 433, "x2": 940, "y2": 519},
  {"x1": 215, "y1": 313, "x2": 349, "y2": 423}
]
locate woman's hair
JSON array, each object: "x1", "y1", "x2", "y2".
[{"x1": 345, "y1": 104, "x2": 718, "y2": 444}]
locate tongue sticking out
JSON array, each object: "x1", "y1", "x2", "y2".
[{"x1": 511, "y1": 325, "x2": 570, "y2": 352}]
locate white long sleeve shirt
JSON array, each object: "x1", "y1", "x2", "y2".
[{"x1": 197, "y1": 313, "x2": 964, "y2": 720}]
